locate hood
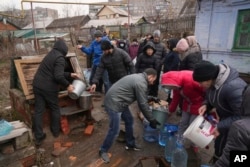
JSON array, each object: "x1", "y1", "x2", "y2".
[
  {"x1": 143, "y1": 41, "x2": 156, "y2": 54},
  {"x1": 241, "y1": 85, "x2": 250, "y2": 116},
  {"x1": 53, "y1": 39, "x2": 68, "y2": 56},
  {"x1": 161, "y1": 71, "x2": 182, "y2": 88},
  {"x1": 167, "y1": 38, "x2": 179, "y2": 51},
  {"x1": 186, "y1": 36, "x2": 197, "y2": 47}
]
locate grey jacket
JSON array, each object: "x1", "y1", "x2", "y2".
[
  {"x1": 204, "y1": 64, "x2": 247, "y2": 132},
  {"x1": 214, "y1": 85, "x2": 250, "y2": 167},
  {"x1": 104, "y1": 72, "x2": 154, "y2": 122}
]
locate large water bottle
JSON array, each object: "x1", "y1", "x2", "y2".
[
  {"x1": 164, "y1": 131, "x2": 177, "y2": 162},
  {"x1": 143, "y1": 119, "x2": 158, "y2": 142},
  {"x1": 159, "y1": 124, "x2": 178, "y2": 146},
  {"x1": 171, "y1": 137, "x2": 188, "y2": 167}
]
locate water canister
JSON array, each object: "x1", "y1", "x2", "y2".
[
  {"x1": 171, "y1": 138, "x2": 188, "y2": 167},
  {"x1": 164, "y1": 131, "x2": 177, "y2": 162},
  {"x1": 159, "y1": 123, "x2": 178, "y2": 146},
  {"x1": 152, "y1": 106, "x2": 168, "y2": 129},
  {"x1": 143, "y1": 119, "x2": 159, "y2": 143}
]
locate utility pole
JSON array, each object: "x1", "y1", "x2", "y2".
[{"x1": 127, "y1": 0, "x2": 130, "y2": 41}]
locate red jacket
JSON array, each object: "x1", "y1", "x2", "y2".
[{"x1": 161, "y1": 71, "x2": 205, "y2": 115}]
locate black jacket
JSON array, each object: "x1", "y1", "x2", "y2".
[
  {"x1": 179, "y1": 52, "x2": 202, "y2": 70},
  {"x1": 214, "y1": 85, "x2": 250, "y2": 167},
  {"x1": 92, "y1": 47, "x2": 135, "y2": 84},
  {"x1": 135, "y1": 41, "x2": 160, "y2": 73},
  {"x1": 33, "y1": 39, "x2": 71, "y2": 92}
]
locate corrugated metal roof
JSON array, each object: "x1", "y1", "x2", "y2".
[
  {"x1": 25, "y1": 32, "x2": 69, "y2": 39},
  {"x1": 82, "y1": 16, "x2": 143, "y2": 28},
  {"x1": 13, "y1": 29, "x2": 33, "y2": 38},
  {"x1": 22, "y1": 19, "x2": 53, "y2": 29}
]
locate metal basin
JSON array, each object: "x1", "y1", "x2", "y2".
[
  {"x1": 78, "y1": 91, "x2": 92, "y2": 110},
  {"x1": 68, "y1": 79, "x2": 86, "y2": 100}
]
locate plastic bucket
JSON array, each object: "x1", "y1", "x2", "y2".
[
  {"x1": 152, "y1": 109, "x2": 168, "y2": 129},
  {"x1": 183, "y1": 115, "x2": 214, "y2": 148}
]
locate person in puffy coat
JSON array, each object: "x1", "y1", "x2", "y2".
[
  {"x1": 193, "y1": 60, "x2": 247, "y2": 163},
  {"x1": 161, "y1": 71, "x2": 205, "y2": 138},
  {"x1": 33, "y1": 39, "x2": 79, "y2": 145},
  {"x1": 213, "y1": 85, "x2": 250, "y2": 167}
]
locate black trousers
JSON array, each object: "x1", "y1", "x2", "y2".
[{"x1": 33, "y1": 87, "x2": 60, "y2": 140}]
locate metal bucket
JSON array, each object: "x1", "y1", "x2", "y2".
[
  {"x1": 68, "y1": 79, "x2": 86, "y2": 100},
  {"x1": 78, "y1": 91, "x2": 92, "y2": 110},
  {"x1": 152, "y1": 107, "x2": 168, "y2": 129}
]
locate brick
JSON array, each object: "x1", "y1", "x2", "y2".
[
  {"x1": 62, "y1": 142, "x2": 73, "y2": 147},
  {"x1": 51, "y1": 147, "x2": 67, "y2": 157},
  {"x1": 84, "y1": 125, "x2": 94, "y2": 135}
]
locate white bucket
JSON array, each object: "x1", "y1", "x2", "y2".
[{"x1": 183, "y1": 115, "x2": 215, "y2": 148}]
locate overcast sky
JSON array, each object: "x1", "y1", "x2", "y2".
[{"x1": 2, "y1": 0, "x2": 108, "y2": 17}]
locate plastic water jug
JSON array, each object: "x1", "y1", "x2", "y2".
[
  {"x1": 164, "y1": 131, "x2": 177, "y2": 162},
  {"x1": 159, "y1": 124, "x2": 178, "y2": 146},
  {"x1": 171, "y1": 136, "x2": 188, "y2": 167},
  {"x1": 143, "y1": 119, "x2": 158, "y2": 142}
]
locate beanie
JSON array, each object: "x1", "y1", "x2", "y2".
[
  {"x1": 176, "y1": 38, "x2": 189, "y2": 52},
  {"x1": 94, "y1": 30, "x2": 103, "y2": 37},
  {"x1": 101, "y1": 40, "x2": 112, "y2": 50},
  {"x1": 153, "y1": 29, "x2": 161, "y2": 37},
  {"x1": 193, "y1": 60, "x2": 219, "y2": 82}
]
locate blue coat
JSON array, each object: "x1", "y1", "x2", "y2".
[{"x1": 80, "y1": 36, "x2": 109, "y2": 66}]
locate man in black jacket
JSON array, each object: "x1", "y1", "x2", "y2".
[{"x1": 33, "y1": 39, "x2": 79, "y2": 145}]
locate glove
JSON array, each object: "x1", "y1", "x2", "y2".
[
  {"x1": 149, "y1": 119, "x2": 161, "y2": 129},
  {"x1": 147, "y1": 96, "x2": 161, "y2": 104}
]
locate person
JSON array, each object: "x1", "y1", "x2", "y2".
[
  {"x1": 192, "y1": 60, "x2": 247, "y2": 163},
  {"x1": 77, "y1": 30, "x2": 110, "y2": 94},
  {"x1": 128, "y1": 38, "x2": 139, "y2": 65},
  {"x1": 213, "y1": 85, "x2": 250, "y2": 167},
  {"x1": 175, "y1": 35, "x2": 202, "y2": 70},
  {"x1": 137, "y1": 33, "x2": 153, "y2": 56},
  {"x1": 161, "y1": 70, "x2": 205, "y2": 151},
  {"x1": 99, "y1": 68, "x2": 161, "y2": 163},
  {"x1": 90, "y1": 40, "x2": 135, "y2": 91},
  {"x1": 151, "y1": 29, "x2": 166, "y2": 97},
  {"x1": 135, "y1": 41, "x2": 160, "y2": 73},
  {"x1": 32, "y1": 39, "x2": 79, "y2": 146},
  {"x1": 163, "y1": 38, "x2": 180, "y2": 73}
]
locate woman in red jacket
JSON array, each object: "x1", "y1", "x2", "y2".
[{"x1": 161, "y1": 71, "x2": 205, "y2": 143}]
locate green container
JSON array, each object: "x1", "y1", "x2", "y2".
[{"x1": 152, "y1": 109, "x2": 168, "y2": 129}]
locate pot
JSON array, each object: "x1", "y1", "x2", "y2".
[
  {"x1": 78, "y1": 91, "x2": 92, "y2": 110},
  {"x1": 68, "y1": 79, "x2": 86, "y2": 100}
]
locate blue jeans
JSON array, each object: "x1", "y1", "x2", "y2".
[
  {"x1": 89, "y1": 65, "x2": 110, "y2": 94},
  {"x1": 100, "y1": 106, "x2": 135, "y2": 152}
]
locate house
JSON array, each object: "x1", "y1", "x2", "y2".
[
  {"x1": 22, "y1": 18, "x2": 53, "y2": 30},
  {"x1": 96, "y1": 5, "x2": 128, "y2": 19},
  {"x1": 195, "y1": 0, "x2": 250, "y2": 75},
  {"x1": 46, "y1": 15, "x2": 90, "y2": 33}
]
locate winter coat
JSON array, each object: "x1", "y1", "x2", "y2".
[
  {"x1": 135, "y1": 42, "x2": 160, "y2": 73},
  {"x1": 163, "y1": 38, "x2": 180, "y2": 72},
  {"x1": 80, "y1": 36, "x2": 109, "y2": 66},
  {"x1": 204, "y1": 64, "x2": 247, "y2": 132},
  {"x1": 161, "y1": 71, "x2": 205, "y2": 114},
  {"x1": 214, "y1": 85, "x2": 250, "y2": 167},
  {"x1": 104, "y1": 72, "x2": 154, "y2": 122},
  {"x1": 179, "y1": 52, "x2": 203, "y2": 70},
  {"x1": 152, "y1": 40, "x2": 166, "y2": 67},
  {"x1": 33, "y1": 39, "x2": 71, "y2": 92},
  {"x1": 92, "y1": 47, "x2": 135, "y2": 84},
  {"x1": 128, "y1": 42, "x2": 139, "y2": 60}
]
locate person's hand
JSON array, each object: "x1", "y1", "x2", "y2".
[
  {"x1": 76, "y1": 45, "x2": 82, "y2": 49},
  {"x1": 209, "y1": 127, "x2": 220, "y2": 138},
  {"x1": 90, "y1": 84, "x2": 96, "y2": 93},
  {"x1": 71, "y1": 73, "x2": 80, "y2": 79},
  {"x1": 198, "y1": 105, "x2": 207, "y2": 116},
  {"x1": 67, "y1": 84, "x2": 74, "y2": 93},
  {"x1": 149, "y1": 119, "x2": 161, "y2": 129}
]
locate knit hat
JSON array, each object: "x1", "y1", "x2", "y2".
[
  {"x1": 94, "y1": 30, "x2": 103, "y2": 37},
  {"x1": 193, "y1": 60, "x2": 219, "y2": 82},
  {"x1": 101, "y1": 40, "x2": 112, "y2": 50},
  {"x1": 153, "y1": 29, "x2": 161, "y2": 37},
  {"x1": 176, "y1": 38, "x2": 189, "y2": 52}
]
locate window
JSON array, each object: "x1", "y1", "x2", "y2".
[{"x1": 233, "y1": 9, "x2": 250, "y2": 51}]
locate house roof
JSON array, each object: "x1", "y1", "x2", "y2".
[
  {"x1": 13, "y1": 29, "x2": 33, "y2": 38},
  {"x1": 46, "y1": 15, "x2": 90, "y2": 29},
  {"x1": 96, "y1": 5, "x2": 128, "y2": 17},
  {"x1": 25, "y1": 32, "x2": 69, "y2": 39},
  {"x1": 82, "y1": 16, "x2": 145, "y2": 28},
  {"x1": 22, "y1": 19, "x2": 53, "y2": 29},
  {"x1": 0, "y1": 18, "x2": 21, "y2": 30}
]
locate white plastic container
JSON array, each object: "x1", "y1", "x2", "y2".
[{"x1": 183, "y1": 115, "x2": 215, "y2": 148}]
